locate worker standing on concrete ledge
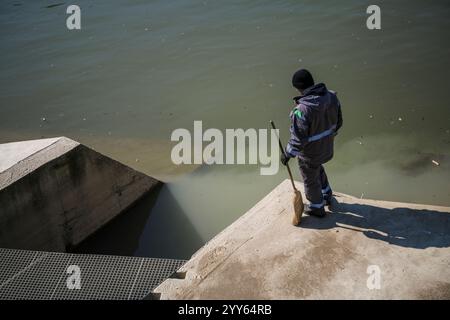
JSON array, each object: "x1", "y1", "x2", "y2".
[{"x1": 281, "y1": 69, "x2": 343, "y2": 218}]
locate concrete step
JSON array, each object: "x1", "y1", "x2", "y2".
[{"x1": 154, "y1": 179, "x2": 450, "y2": 299}]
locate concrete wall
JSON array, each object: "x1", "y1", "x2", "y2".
[{"x1": 0, "y1": 137, "x2": 161, "y2": 252}]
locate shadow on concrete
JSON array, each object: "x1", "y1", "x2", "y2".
[
  {"x1": 134, "y1": 185, "x2": 204, "y2": 260},
  {"x1": 300, "y1": 201, "x2": 450, "y2": 249},
  {"x1": 72, "y1": 184, "x2": 163, "y2": 256},
  {"x1": 73, "y1": 184, "x2": 204, "y2": 260}
]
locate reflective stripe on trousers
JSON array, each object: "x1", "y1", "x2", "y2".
[
  {"x1": 322, "y1": 185, "x2": 331, "y2": 194},
  {"x1": 309, "y1": 201, "x2": 325, "y2": 209}
]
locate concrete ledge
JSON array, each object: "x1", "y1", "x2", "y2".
[
  {"x1": 154, "y1": 180, "x2": 450, "y2": 299},
  {"x1": 0, "y1": 137, "x2": 161, "y2": 252}
]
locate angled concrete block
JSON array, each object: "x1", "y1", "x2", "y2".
[{"x1": 0, "y1": 137, "x2": 161, "y2": 252}]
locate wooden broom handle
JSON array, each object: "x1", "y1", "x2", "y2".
[{"x1": 270, "y1": 120, "x2": 298, "y2": 192}]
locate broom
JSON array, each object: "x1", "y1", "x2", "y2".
[{"x1": 270, "y1": 120, "x2": 304, "y2": 226}]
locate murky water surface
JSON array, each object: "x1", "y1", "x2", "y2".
[{"x1": 1, "y1": 1, "x2": 449, "y2": 258}]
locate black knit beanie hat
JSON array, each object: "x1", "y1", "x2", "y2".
[{"x1": 292, "y1": 69, "x2": 314, "y2": 90}]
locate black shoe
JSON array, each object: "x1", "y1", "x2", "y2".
[
  {"x1": 304, "y1": 206, "x2": 326, "y2": 218},
  {"x1": 323, "y1": 192, "x2": 335, "y2": 206},
  {"x1": 324, "y1": 194, "x2": 337, "y2": 209}
]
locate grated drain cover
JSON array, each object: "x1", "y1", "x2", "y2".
[{"x1": 0, "y1": 248, "x2": 185, "y2": 300}]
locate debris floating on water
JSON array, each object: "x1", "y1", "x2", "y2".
[
  {"x1": 432, "y1": 160, "x2": 440, "y2": 166},
  {"x1": 45, "y1": 3, "x2": 64, "y2": 9}
]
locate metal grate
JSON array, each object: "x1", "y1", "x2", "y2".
[{"x1": 0, "y1": 248, "x2": 185, "y2": 300}]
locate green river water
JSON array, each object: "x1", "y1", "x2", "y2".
[{"x1": 1, "y1": 0, "x2": 449, "y2": 258}]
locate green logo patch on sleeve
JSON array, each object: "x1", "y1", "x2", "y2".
[{"x1": 293, "y1": 109, "x2": 303, "y2": 119}]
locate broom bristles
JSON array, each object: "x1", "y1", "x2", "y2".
[{"x1": 292, "y1": 190, "x2": 304, "y2": 226}]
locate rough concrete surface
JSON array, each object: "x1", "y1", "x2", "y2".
[
  {"x1": 0, "y1": 138, "x2": 62, "y2": 173},
  {"x1": 154, "y1": 180, "x2": 450, "y2": 299},
  {"x1": 0, "y1": 137, "x2": 161, "y2": 252}
]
